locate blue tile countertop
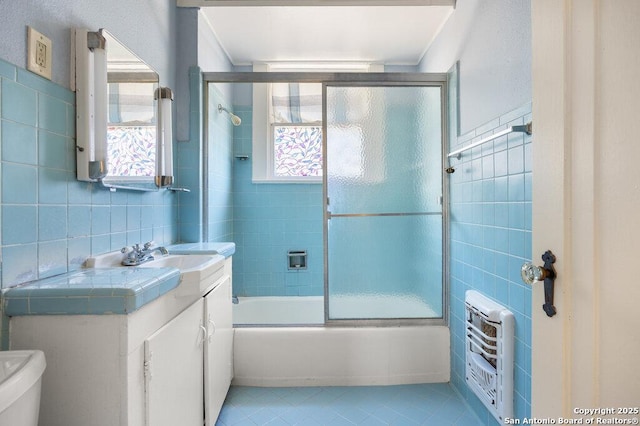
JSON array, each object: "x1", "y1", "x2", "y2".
[
  {"x1": 166, "y1": 242, "x2": 235, "y2": 258},
  {"x1": 2, "y1": 267, "x2": 181, "y2": 316}
]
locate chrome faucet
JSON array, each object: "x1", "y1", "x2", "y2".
[{"x1": 121, "y1": 241, "x2": 168, "y2": 266}]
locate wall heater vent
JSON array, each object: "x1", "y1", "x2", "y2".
[{"x1": 464, "y1": 290, "x2": 515, "y2": 422}]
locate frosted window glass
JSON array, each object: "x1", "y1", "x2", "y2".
[{"x1": 273, "y1": 125, "x2": 323, "y2": 177}]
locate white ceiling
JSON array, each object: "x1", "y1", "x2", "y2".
[{"x1": 200, "y1": 5, "x2": 454, "y2": 66}]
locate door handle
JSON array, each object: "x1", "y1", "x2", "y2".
[
  {"x1": 197, "y1": 324, "x2": 207, "y2": 346},
  {"x1": 521, "y1": 250, "x2": 557, "y2": 317}
]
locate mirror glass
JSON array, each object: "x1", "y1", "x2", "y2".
[{"x1": 101, "y1": 30, "x2": 159, "y2": 191}]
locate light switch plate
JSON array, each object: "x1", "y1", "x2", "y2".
[{"x1": 27, "y1": 26, "x2": 52, "y2": 80}]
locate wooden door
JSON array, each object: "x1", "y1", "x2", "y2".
[{"x1": 531, "y1": 0, "x2": 640, "y2": 417}]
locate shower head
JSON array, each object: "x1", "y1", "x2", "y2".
[
  {"x1": 230, "y1": 114, "x2": 242, "y2": 126},
  {"x1": 218, "y1": 104, "x2": 242, "y2": 126}
]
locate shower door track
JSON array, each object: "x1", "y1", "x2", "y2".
[{"x1": 203, "y1": 72, "x2": 447, "y2": 84}]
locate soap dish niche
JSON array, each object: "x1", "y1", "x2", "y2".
[{"x1": 287, "y1": 251, "x2": 307, "y2": 270}]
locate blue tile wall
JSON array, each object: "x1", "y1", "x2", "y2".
[
  {"x1": 176, "y1": 66, "x2": 204, "y2": 243},
  {"x1": 232, "y1": 107, "x2": 324, "y2": 297},
  {"x1": 0, "y1": 56, "x2": 179, "y2": 290},
  {"x1": 206, "y1": 84, "x2": 234, "y2": 242},
  {"x1": 448, "y1": 100, "x2": 532, "y2": 424}
]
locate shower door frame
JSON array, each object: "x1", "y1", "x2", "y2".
[
  {"x1": 322, "y1": 80, "x2": 449, "y2": 327},
  {"x1": 202, "y1": 72, "x2": 449, "y2": 327}
]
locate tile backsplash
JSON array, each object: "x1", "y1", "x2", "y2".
[{"x1": 0, "y1": 57, "x2": 178, "y2": 290}]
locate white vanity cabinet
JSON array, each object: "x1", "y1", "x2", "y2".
[
  {"x1": 8, "y1": 256, "x2": 234, "y2": 426},
  {"x1": 147, "y1": 274, "x2": 233, "y2": 426},
  {"x1": 140, "y1": 268, "x2": 233, "y2": 426},
  {"x1": 144, "y1": 298, "x2": 204, "y2": 426}
]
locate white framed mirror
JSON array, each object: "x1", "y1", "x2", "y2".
[{"x1": 73, "y1": 28, "x2": 173, "y2": 191}]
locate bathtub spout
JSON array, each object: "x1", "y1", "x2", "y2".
[{"x1": 232, "y1": 295, "x2": 239, "y2": 304}]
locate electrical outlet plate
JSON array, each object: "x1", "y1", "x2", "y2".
[{"x1": 27, "y1": 26, "x2": 52, "y2": 80}]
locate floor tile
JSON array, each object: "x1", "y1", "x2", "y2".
[{"x1": 215, "y1": 384, "x2": 480, "y2": 426}]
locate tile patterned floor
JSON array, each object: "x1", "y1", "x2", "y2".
[{"x1": 216, "y1": 384, "x2": 480, "y2": 425}]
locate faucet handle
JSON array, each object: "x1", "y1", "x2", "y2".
[{"x1": 143, "y1": 241, "x2": 155, "y2": 250}]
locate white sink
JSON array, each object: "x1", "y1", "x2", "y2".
[
  {"x1": 86, "y1": 251, "x2": 226, "y2": 298},
  {"x1": 138, "y1": 254, "x2": 226, "y2": 297},
  {"x1": 0, "y1": 350, "x2": 46, "y2": 426},
  {"x1": 137, "y1": 254, "x2": 214, "y2": 271}
]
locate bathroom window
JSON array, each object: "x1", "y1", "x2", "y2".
[
  {"x1": 273, "y1": 124, "x2": 323, "y2": 177},
  {"x1": 271, "y1": 82, "x2": 323, "y2": 179},
  {"x1": 251, "y1": 63, "x2": 382, "y2": 183}
]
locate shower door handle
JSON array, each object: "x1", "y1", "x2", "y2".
[{"x1": 521, "y1": 250, "x2": 557, "y2": 317}]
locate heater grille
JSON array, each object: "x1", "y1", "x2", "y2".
[{"x1": 465, "y1": 290, "x2": 514, "y2": 422}]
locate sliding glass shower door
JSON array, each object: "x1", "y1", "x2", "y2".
[{"x1": 324, "y1": 84, "x2": 444, "y2": 321}]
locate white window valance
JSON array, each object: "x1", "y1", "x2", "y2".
[{"x1": 270, "y1": 82, "x2": 322, "y2": 124}]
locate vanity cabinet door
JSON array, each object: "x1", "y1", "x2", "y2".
[
  {"x1": 144, "y1": 298, "x2": 204, "y2": 426},
  {"x1": 204, "y1": 276, "x2": 233, "y2": 425}
]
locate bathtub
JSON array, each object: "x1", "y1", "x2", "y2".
[
  {"x1": 233, "y1": 296, "x2": 325, "y2": 325},
  {"x1": 232, "y1": 296, "x2": 450, "y2": 387},
  {"x1": 233, "y1": 295, "x2": 441, "y2": 326}
]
